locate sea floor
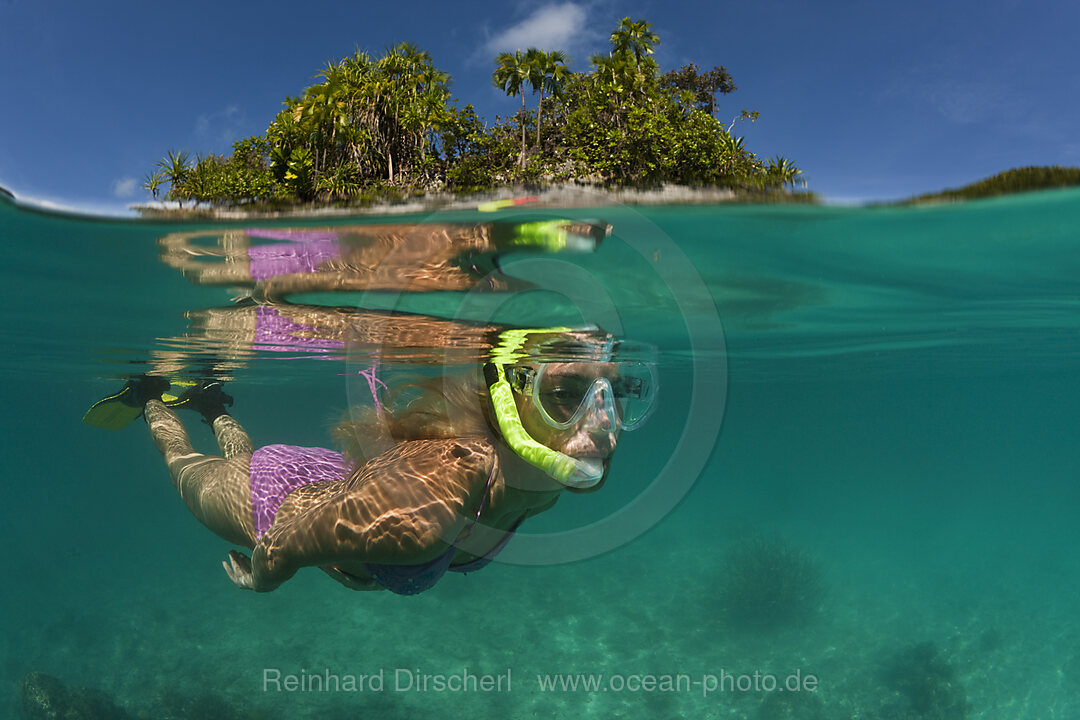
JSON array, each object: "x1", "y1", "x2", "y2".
[{"x1": 6, "y1": 501, "x2": 1078, "y2": 719}]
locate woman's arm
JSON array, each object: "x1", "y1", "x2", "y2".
[{"x1": 225, "y1": 438, "x2": 497, "y2": 591}]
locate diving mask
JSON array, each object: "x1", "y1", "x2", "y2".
[
  {"x1": 504, "y1": 362, "x2": 657, "y2": 431},
  {"x1": 484, "y1": 327, "x2": 657, "y2": 489}
]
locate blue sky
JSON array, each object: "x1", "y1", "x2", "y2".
[{"x1": 1, "y1": 0, "x2": 1077, "y2": 212}]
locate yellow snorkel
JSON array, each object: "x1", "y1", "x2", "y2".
[{"x1": 484, "y1": 328, "x2": 605, "y2": 489}]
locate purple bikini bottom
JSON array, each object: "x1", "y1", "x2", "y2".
[{"x1": 249, "y1": 444, "x2": 346, "y2": 540}]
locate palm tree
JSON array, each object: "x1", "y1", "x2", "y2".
[
  {"x1": 492, "y1": 50, "x2": 530, "y2": 167},
  {"x1": 610, "y1": 17, "x2": 660, "y2": 71},
  {"x1": 527, "y1": 49, "x2": 569, "y2": 147}
]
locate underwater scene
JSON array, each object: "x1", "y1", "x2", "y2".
[{"x1": 2, "y1": 190, "x2": 1079, "y2": 719}]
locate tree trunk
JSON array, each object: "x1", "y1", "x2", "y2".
[
  {"x1": 519, "y1": 94, "x2": 526, "y2": 168},
  {"x1": 536, "y1": 90, "x2": 545, "y2": 147}
]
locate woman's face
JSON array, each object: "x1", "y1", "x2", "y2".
[{"x1": 515, "y1": 362, "x2": 622, "y2": 487}]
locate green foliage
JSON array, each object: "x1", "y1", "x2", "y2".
[
  {"x1": 316, "y1": 162, "x2": 362, "y2": 199},
  {"x1": 141, "y1": 170, "x2": 165, "y2": 201},
  {"x1": 718, "y1": 537, "x2": 825, "y2": 631},
  {"x1": 154, "y1": 149, "x2": 191, "y2": 207},
  {"x1": 145, "y1": 17, "x2": 804, "y2": 208},
  {"x1": 660, "y1": 62, "x2": 736, "y2": 117},
  {"x1": 492, "y1": 49, "x2": 532, "y2": 167},
  {"x1": 765, "y1": 155, "x2": 804, "y2": 189},
  {"x1": 440, "y1": 105, "x2": 502, "y2": 192},
  {"x1": 906, "y1": 165, "x2": 1080, "y2": 204},
  {"x1": 609, "y1": 16, "x2": 660, "y2": 71}
]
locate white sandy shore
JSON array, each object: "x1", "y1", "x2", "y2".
[{"x1": 130, "y1": 183, "x2": 743, "y2": 220}]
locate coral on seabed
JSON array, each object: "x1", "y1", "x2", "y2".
[
  {"x1": 19, "y1": 671, "x2": 133, "y2": 720},
  {"x1": 877, "y1": 641, "x2": 968, "y2": 719},
  {"x1": 718, "y1": 536, "x2": 826, "y2": 631}
]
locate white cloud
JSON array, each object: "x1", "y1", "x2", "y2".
[
  {"x1": 483, "y1": 2, "x2": 595, "y2": 58},
  {"x1": 112, "y1": 177, "x2": 138, "y2": 198},
  {"x1": 879, "y1": 55, "x2": 1017, "y2": 128},
  {"x1": 194, "y1": 104, "x2": 246, "y2": 149},
  {"x1": 12, "y1": 191, "x2": 136, "y2": 217},
  {"x1": 924, "y1": 81, "x2": 1007, "y2": 125}
]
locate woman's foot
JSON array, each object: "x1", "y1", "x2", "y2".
[
  {"x1": 121, "y1": 374, "x2": 171, "y2": 407},
  {"x1": 166, "y1": 380, "x2": 233, "y2": 424}
]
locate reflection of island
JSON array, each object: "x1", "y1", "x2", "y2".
[
  {"x1": 159, "y1": 219, "x2": 608, "y2": 298},
  {"x1": 149, "y1": 301, "x2": 502, "y2": 379}
]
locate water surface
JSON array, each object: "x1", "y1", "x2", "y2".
[{"x1": 2, "y1": 191, "x2": 1078, "y2": 719}]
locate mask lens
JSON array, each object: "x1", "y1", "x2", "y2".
[
  {"x1": 533, "y1": 362, "x2": 656, "y2": 430},
  {"x1": 536, "y1": 369, "x2": 594, "y2": 426},
  {"x1": 611, "y1": 362, "x2": 656, "y2": 429}
]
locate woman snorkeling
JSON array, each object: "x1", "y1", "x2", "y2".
[{"x1": 90, "y1": 328, "x2": 656, "y2": 595}]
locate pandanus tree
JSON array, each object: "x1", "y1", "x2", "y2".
[
  {"x1": 141, "y1": 170, "x2": 165, "y2": 201},
  {"x1": 766, "y1": 156, "x2": 803, "y2": 188},
  {"x1": 374, "y1": 42, "x2": 451, "y2": 183},
  {"x1": 492, "y1": 50, "x2": 530, "y2": 167},
  {"x1": 266, "y1": 44, "x2": 452, "y2": 191},
  {"x1": 155, "y1": 150, "x2": 192, "y2": 207}
]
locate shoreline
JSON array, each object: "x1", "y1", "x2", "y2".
[{"x1": 129, "y1": 183, "x2": 819, "y2": 220}]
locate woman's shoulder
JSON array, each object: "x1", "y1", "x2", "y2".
[
  {"x1": 386, "y1": 436, "x2": 497, "y2": 466},
  {"x1": 348, "y1": 436, "x2": 497, "y2": 488}
]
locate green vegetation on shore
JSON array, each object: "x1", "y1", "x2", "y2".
[
  {"x1": 143, "y1": 18, "x2": 806, "y2": 209},
  {"x1": 903, "y1": 166, "x2": 1080, "y2": 204}
]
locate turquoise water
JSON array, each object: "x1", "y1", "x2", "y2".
[{"x1": 3, "y1": 191, "x2": 1080, "y2": 719}]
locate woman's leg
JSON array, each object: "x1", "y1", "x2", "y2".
[{"x1": 144, "y1": 399, "x2": 256, "y2": 547}]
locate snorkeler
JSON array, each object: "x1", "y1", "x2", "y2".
[{"x1": 86, "y1": 329, "x2": 656, "y2": 595}]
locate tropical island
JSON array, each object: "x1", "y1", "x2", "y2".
[
  {"x1": 139, "y1": 18, "x2": 809, "y2": 214},
  {"x1": 900, "y1": 166, "x2": 1080, "y2": 205}
]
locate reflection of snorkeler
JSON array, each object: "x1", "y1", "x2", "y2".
[
  {"x1": 158, "y1": 219, "x2": 610, "y2": 298},
  {"x1": 147, "y1": 301, "x2": 501, "y2": 379},
  {"x1": 90, "y1": 329, "x2": 656, "y2": 594}
]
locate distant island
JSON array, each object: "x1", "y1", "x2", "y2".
[
  {"x1": 139, "y1": 17, "x2": 810, "y2": 213},
  {"x1": 901, "y1": 166, "x2": 1080, "y2": 205}
]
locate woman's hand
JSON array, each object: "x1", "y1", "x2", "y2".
[{"x1": 222, "y1": 550, "x2": 257, "y2": 590}]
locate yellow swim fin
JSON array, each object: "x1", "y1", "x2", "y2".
[
  {"x1": 82, "y1": 376, "x2": 177, "y2": 430},
  {"x1": 82, "y1": 386, "x2": 144, "y2": 430}
]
